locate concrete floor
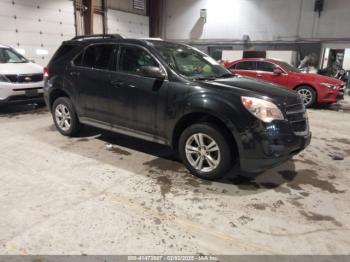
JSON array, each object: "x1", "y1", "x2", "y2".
[{"x1": 0, "y1": 97, "x2": 350, "y2": 255}]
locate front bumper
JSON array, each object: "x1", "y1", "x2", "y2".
[
  {"x1": 0, "y1": 81, "x2": 44, "y2": 105},
  {"x1": 240, "y1": 130, "x2": 311, "y2": 173},
  {"x1": 318, "y1": 85, "x2": 345, "y2": 103},
  {"x1": 237, "y1": 108, "x2": 311, "y2": 174}
]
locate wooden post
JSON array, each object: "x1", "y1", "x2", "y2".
[
  {"x1": 149, "y1": 0, "x2": 162, "y2": 38},
  {"x1": 83, "y1": 0, "x2": 94, "y2": 35}
]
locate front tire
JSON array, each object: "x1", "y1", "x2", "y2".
[
  {"x1": 52, "y1": 97, "x2": 80, "y2": 136},
  {"x1": 296, "y1": 85, "x2": 316, "y2": 108},
  {"x1": 178, "y1": 123, "x2": 234, "y2": 180}
]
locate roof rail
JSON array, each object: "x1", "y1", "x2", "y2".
[
  {"x1": 139, "y1": 37, "x2": 163, "y2": 41},
  {"x1": 71, "y1": 34, "x2": 124, "y2": 41}
]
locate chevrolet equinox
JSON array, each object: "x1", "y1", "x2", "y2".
[{"x1": 44, "y1": 35, "x2": 311, "y2": 180}]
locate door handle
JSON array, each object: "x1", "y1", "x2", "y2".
[
  {"x1": 256, "y1": 74, "x2": 263, "y2": 77},
  {"x1": 70, "y1": 71, "x2": 80, "y2": 76},
  {"x1": 110, "y1": 80, "x2": 123, "y2": 87}
]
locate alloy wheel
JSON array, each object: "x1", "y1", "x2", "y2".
[
  {"x1": 55, "y1": 104, "x2": 71, "y2": 132},
  {"x1": 185, "y1": 133, "x2": 221, "y2": 172},
  {"x1": 297, "y1": 89, "x2": 313, "y2": 106}
]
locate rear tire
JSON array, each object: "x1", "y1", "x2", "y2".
[
  {"x1": 178, "y1": 123, "x2": 234, "y2": 180},
  {"x1": 52, "y1": 97, "x2": 80, "y2": 136},
  {"x1": 296, "y1": 85, "x2": 316, "y2": 108}
]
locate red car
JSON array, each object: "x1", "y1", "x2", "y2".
[{"x1": 226, "y1": 58, "x2": 345, "y2": 107}]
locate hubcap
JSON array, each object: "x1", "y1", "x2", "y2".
[
  {"x1": 55, "y1": 104, "x2": 71, "y2": 131},
  {"x1": 185, "y1": 133, "x2": 221, "y2": 172},
  {"x1": 298, "y1": 89, "x2": 312, "y2": 105}
]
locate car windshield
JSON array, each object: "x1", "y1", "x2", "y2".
[
  {"x1": 0, "y1": 48, "x2": 28, "y2": 63},
  {"x1": 152, "y1": 42, "x2": 233, "y2": 80},
  {"x1": 277, "y1": 61, "x2": 300, "y2": 73}
]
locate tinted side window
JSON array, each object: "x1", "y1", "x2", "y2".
[
  {"x1": 82, "y1": 44, "x2": 115, "y2": 70},
  {"x1": 229, "y1": 63, "x2": 236, "y2": 69},
  {"x1": 235, "y1": 61, "x2": 256, "y2": 70},
  {"x1": 257, "y1": 61, "x2": 278, "y2": 72},
  {"x1": 119, "y1": 45, "x2": 158, "y2": 74}
]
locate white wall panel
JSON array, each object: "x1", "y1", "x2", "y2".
[
  {"x1": 107, "y1": 9, "x2": 149, "y2": 38},
  {"x1": 164, "y1": 0, "x2": 350, "y2": 41},
  {"x1": 266, "y1": 51, "x2": 298, "y2": 65},
  {"x1": 221, "y1": 50, "x2": 243, "y2": 61},
  {"x1": 0, "y1": 0, "x2": 75, "y2": 66}
]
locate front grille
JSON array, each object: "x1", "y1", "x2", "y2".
[
  {"x1": 291, "y1": 120, "x2": 307, "y2": 132},
  {"x1": 4, "y1": 74, "x2": 44, "y2": 83},
  {"x1": 8, "y1": 94, "x2": 43, "y2": 101},
  {"x1": 285, "y1": 103, "x2": 307, "y2": 135},
  {"x1": 13, "y1": 87, "x2": 43, "y2": 91}
]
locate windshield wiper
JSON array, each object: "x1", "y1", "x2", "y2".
[
  {"x1": 193, "y1": 73, "x2": 235, "y2": 81},
  {"x1": 193, "y1": 76, "x2": 217, "y2": 81},
  {"x1": 216, "y1": 73, "x2": 235, "y2": 78}
]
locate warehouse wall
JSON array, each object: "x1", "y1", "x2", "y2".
[
  {"x1": 106, "y1": 0, "x2": 149, "y2": 38},
  {"x1": 107, "y1": 9, "x2": 149, "y2": 38},
  {"x1": 163, "y1": 0, "x2": 350, "y2": 41},
  {"x1": 106, "y1": 0, "x2": 146, "y2": 16},
  {"x1": 0, "y1": 0, "x2": 75, "y2": 66}
]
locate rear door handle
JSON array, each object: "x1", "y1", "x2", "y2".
[
  {"x1": 70, "y1": 71, "x2": 80, "y2": 76},
  {"x1": 110, "y1": 80, "x2": 123, "y2": 87},
  {"x1": 257, "y1": 74, "x2": 263, "y2": 77}
]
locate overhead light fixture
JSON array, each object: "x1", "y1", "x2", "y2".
[
  {"x1": 36, "y1": 49, "x2": 48, "y2": 55},
  {"x1": 200, "y1": 9, "x2": 207, "y2": 23},
  {"x1": 314, "y1": 0, "x2": 324, "y2": 17}
]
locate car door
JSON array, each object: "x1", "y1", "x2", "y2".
[
  {"x1": 229, "y1": 61, "x2": 257, "y2": 77},
  {"x1": 108, "y1": 44, "x2": 168, "y2": 135},
  {"x1": 71, "y1": 43, "x2": 116, "y2": 123},
  {"x1": 256, "y1": 61, "x2": 289, "y2": 88}
]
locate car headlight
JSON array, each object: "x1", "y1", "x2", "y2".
[
  {"x1": 241, "y1": 96, "x2": 284, "y2": 123},
  {"x1": 0, "y1": 74, "x2": 9, "y2": 82},
  {"x1": 320, "y1": 82, "x2": 337, "y2": 90}
]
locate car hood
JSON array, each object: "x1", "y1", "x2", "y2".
[
  {"x1": 201, "y1": 75, "x2": 301, "y2": 105},
  {"x1": 0, "y1": 62, "x2": 43, "y2": 75}
]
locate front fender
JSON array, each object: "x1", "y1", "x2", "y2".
[
  {"x1": 173, "y1": 92, "x2": 246, "y2": 155},
  {"x1": 184, "y1": 93, "x2": 240, "y2": 130}
]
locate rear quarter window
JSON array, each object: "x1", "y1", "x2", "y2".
[
  {"x1": 72, "y1": 52, "x2": 83, "y2": 66},
  {"x1": 51, "y1": 44, "x2": 79, "y2": 63}
]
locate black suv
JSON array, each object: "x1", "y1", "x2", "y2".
[{"x1": 44, "y1": 34, "x2": 311, "y2": 180}]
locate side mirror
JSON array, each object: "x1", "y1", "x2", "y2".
[
  {"x1": 273, "y1": 68, "x2": 283, "y2": 75},
  {"x1": 140, "y1": 66, "x2": 166, "y2": 79}
]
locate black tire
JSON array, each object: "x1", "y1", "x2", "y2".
[
  {"x1": 178, "y1": 123, "x2": 234, "y2": 180},
  {"x1": 52, "y1": 97, "x2": 80, "y2": 136},
  {"x1": 296, "y1": 85, "x2": 316, "y2": 108}
]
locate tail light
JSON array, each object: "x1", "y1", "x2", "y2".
[{"x1": 43, "y1": 66, "x2": 49, "y2": 79}]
